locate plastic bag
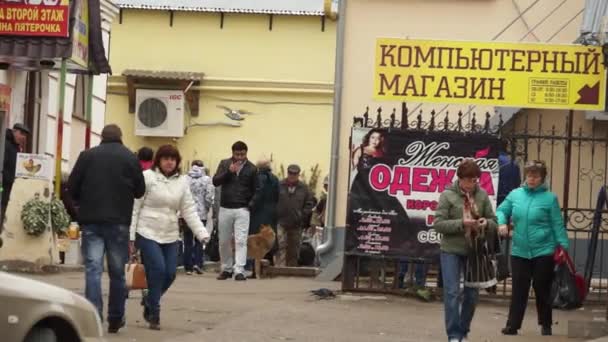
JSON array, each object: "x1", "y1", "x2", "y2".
[
  {"x1": 551, "y1": 247, "x2": 584, "y2": 310},
  {"x1": 551, "y1": 262, "x2": 581, "y2": 310}
]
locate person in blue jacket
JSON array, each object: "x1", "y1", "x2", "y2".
[{"x1": 496, "y1": 160, "x2": 569, "y2": 337}]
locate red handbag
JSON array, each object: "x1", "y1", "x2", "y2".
[{"x1": 554, "y1": 246, "x2": 587, "y2": 301}]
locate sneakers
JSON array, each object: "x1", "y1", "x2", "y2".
[
  {"x1": 501, "y1": 327, "x2": 518, "y2": 335},
  {"x1": 235, "y1": 273, "x2": 247, "y2": 281},
  {"x1": 107, "y1": 318, "x2": 126, "y2": 334},
  {"x1": 542, "y1": 326, "x2": 552, "y2": 336},
  {"x1": 194, "y1": 266, "x2": 204, "y2": 275},
  {"x1": 216, "y1": 271, "x2": 233, "y2": 280},
  {"x1": 185, "y1": 271, "x2": 193, "y2": 275}
]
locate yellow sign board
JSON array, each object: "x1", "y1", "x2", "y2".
[
  {"x1": 70, "y1": 0, "x2": 89, "y2": 68},
  {"x1": 374, "y1": 38, "x2": 606, "y2": 110}
]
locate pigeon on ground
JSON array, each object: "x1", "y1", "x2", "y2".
[{"x1": 310, "y1": 288, "x2": 336, "y2": 299}]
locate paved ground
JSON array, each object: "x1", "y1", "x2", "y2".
[{"x1": 26, "y1": 271, "x2": 602, "y2": 342}]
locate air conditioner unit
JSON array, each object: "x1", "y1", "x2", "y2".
[{"x1": 135, "y1": 89, "x2": 184, "y2": 137}]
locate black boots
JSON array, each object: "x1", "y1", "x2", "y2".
[
  {"x1": 216, "y1": 271, "x2": 233, "y2": 280},
  {"x1": 148, "y1": 317, "x2": 160, "y2": 331},
  {"x1": 501, "y1": 327, "x2": 518, "y2": 335},
  {"x1": 501, "y1": 326, "x2": 552, "y2": 336},
  {"x1": 108, "y1": 318, "x2": 126, "y2": 334}
]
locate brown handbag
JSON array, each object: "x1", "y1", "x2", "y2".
[{"x1": 125, "y1": 256, "x2": 147, "y2": 290}]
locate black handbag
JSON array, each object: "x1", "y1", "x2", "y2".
[
  {"x1": 495, "y1": 237, "x2": 511, "y2": 281},
  {"x1": 205, "y1": 224, "x2": 220, "y2": 262}
]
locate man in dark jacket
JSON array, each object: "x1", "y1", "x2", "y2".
[
  {"x1": 1, "y1": 123, "x2": 29, "y2": 227},
  {"x1": 69, "y1": 124, "x2": 145, "y2": 333},
  {"x1": 276, "y1": 164, "x2": 315, "y2": 267},
  {"x1": 213, "y1": 141, "x2": 260, "y2": 281}
]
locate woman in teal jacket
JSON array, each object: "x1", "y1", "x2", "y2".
[{"x1": 496, "y1": 160, "x2": 569, "y2": 337}]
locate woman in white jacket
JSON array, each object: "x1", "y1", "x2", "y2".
[{"x1": 131, "y1": 145, "x2": 209, "y2": 330}]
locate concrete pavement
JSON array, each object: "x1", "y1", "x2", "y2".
[{"x1": 25, "y1": 271, "x2": 602, "y2": 342}]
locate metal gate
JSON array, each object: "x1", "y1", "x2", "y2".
[{"x1": 343, "y1": 103, "x2": 608, "y2": 303}]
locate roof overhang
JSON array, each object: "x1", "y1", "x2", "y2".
[
  {"x1": 113, "y1": 0, "x2": 325, "y2": 16},
  {"x1": 122, "y1": 69, "x2": 204, "y2": 116}
]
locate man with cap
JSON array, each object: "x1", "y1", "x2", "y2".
[
  {"x1": 276, "y1": 164, "x2": 315, "y2": 267},
  {"x1": 1, "y1": 123, "x2": 30, "y2": 225}
]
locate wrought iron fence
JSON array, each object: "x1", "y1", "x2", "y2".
[{"x1": 345, "y1": 102, "x2": 608, "y2": 304}]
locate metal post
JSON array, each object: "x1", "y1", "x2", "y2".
[
  {"x1": 54, "y1": 60, "x2": 67, "y2": 199},
  {"x1": 85, "y1": 75, "x2": 93, "y2": 149},
  {"x1": 562, "y1": 110, "x2": 574, "y2": 223}
]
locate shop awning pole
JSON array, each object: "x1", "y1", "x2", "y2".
[
  {"x1": 54, "y1": 59, "x2": 67, "y2": 199},
  {"x1": 85, "y1": 75, "x2": 93, "y2": 149}
]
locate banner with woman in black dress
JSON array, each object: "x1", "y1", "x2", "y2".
[{"x1": 346, "y1": 127, "x2": 501, "y2": 260}]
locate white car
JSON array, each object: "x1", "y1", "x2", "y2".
[{"x1": 0, "y1": 271, "x2": 105, "y2": 342}]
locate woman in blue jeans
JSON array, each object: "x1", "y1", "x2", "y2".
[
  {"x1": 434, "y1": 160, "x2": 498, "y2": 342},
  {"x1": 130, "y1": 145, "x2": 209, "y2": 330}
]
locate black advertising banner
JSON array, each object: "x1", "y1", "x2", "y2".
[{"x1": 345, "y1": 127, "x2": 501, "y2": 260}]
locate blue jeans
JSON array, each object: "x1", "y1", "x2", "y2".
[
  {"x1": 136, "y1": 234, "x2": 178, "y2": 319},
  {"x1": 81, "y1": 224, "x2": 129, "y2": 323},
  {"x1": 441, "y1": 252, "x2": 479, "y2": 341},
  {"x1": 183, "y1": 220, "x2": 205, "y2": 271},
  {"x1": 398, "y1": 261, "x2": 429, "y2": 287}
]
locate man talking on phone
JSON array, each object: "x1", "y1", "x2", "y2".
[{"x1": 213, "y1": 141, "x2": 260, "y2": 281}]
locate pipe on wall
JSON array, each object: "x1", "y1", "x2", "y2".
[{"x1": 316, "y1": 0, "x2": 346, "y2": 259}]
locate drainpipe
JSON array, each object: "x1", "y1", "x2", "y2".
[{"x1": 316, "y1": 0, "x2": 347, "y2": 259}]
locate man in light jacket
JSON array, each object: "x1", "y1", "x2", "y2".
[{"x1": 69, "y1": 124, "x2": 145, "y2": 333}]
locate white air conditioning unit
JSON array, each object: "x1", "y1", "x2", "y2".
[{"x1": 135, "y1": 89, "x2": 184, "y2": 137}]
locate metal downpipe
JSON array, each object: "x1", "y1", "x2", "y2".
[{"x1": 317, "y1": 0, "x2": 347, "y2": 259}]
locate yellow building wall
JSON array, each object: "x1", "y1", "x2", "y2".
[
  {"x1": 107, "y1": 90, "x2": 333, "y2": 181},
  {"x1": 106, "y1": 10, "x2": 337, "y2": 191},
  {"x1": 334, "y1": 0, "x2": 585, "y2": 228}
]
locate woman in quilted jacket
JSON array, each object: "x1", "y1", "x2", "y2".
[
  {"x1": 130, "y1": 145, "x2": 209, "y2": 330},
  {"x1": 497, "y1": 160, "x2": 569, "y2": 337}
]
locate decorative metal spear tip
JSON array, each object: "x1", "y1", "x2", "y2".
[{"x1": 429, "y1": 110, "x2": 436, "y2": 131}]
